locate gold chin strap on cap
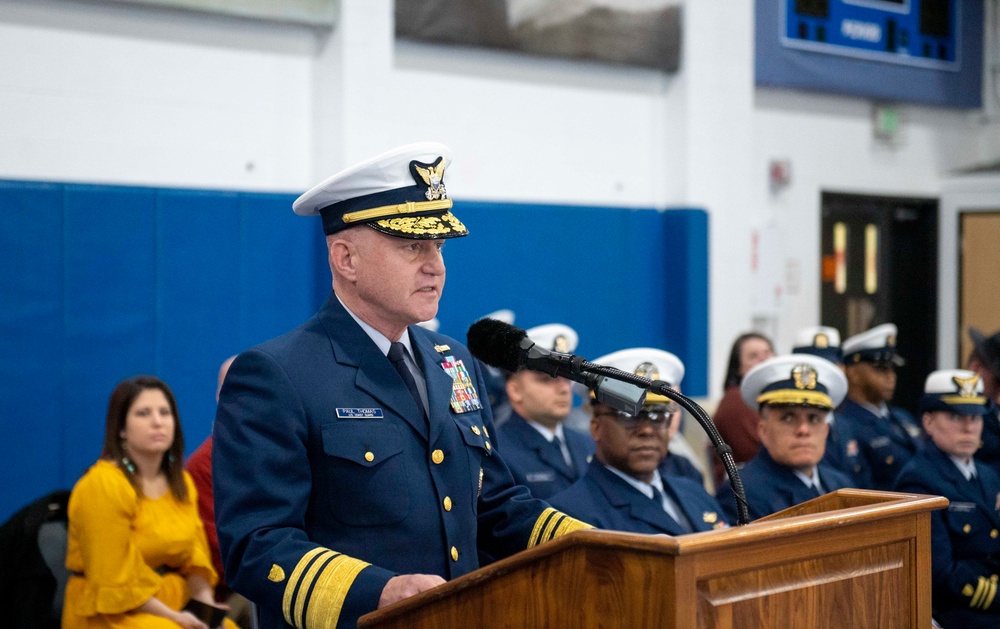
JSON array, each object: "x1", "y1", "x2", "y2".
[{"x1": 341, "y1": 198, "x2": 453, "y2": 224}]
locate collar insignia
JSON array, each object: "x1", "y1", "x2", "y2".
[{"x1": 434, "y1": 344, "x2": 451, "y2": 353}]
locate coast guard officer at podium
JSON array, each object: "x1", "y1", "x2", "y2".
[{"x1": 213, "y1": 143, "x2": 590, "y2": 629}]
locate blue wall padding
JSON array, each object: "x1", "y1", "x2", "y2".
[
  {"x1": 0, "y1": 182, "x2": 708, "y2": 522},
  {"x1": 436, "y1": 200, "x2": 709, "y2": 394}
]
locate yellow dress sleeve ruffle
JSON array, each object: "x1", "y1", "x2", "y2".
[{"x1": 65, "y1": 460, "x2": 163, "y2": 616}]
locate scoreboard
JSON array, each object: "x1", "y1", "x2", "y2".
[
  {"x1": 757, "y1": 0, "x2": 981, "y2": 107},
  {"x1": 783, "y1": 0, "x2": 960, "y2": 70}
]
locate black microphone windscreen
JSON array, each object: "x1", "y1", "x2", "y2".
[{"x1": 466, "y1": 318, "x2": 527, "y2": 372}]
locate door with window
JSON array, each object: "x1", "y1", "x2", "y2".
[{"x1": 821, "y1": 192, "x2": 938, "y2": 413}]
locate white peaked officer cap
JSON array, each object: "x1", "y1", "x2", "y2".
[
  {"x1": 592, "y1": 347, "x2": 684, "y2": 406},
  {"x1": 919, "y1": 369, "x2": 990, "y2": 416},
  {"x1": 792, "y1": 325, "x2": 843, "y2": 364},
  {"x1": 481, "y1": 309, "x2": 516, "y2": 325},
  {"x1": 841, "y1": 323, "x2": 904, "y2": 366},
  {"x1": 526, "y1": 323, "x2": 578, "y2": 353},
  {"x1": 741, "y1": 354, "x2": 847, "y2": 411},
  {"x1": 292, "y1": 142, "x2": 468, "y2": 239}
]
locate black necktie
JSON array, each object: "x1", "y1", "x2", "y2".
[
  {"x1": 652, "y1": 485, "x2": 693, "y2": 534},
  {"x1": 388, "y1": 342, "x2": 424, "y2": 416},
  {"x1": 551, "y1": 435, "x2": 574, "y2": 472}
]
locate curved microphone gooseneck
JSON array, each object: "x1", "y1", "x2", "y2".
[{"x1": 466, "y1": 318, "x2": 751, "y2": 526}]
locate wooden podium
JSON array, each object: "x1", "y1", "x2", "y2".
[{"x1": 358, "y1": 489, "x2": 946, "y2": 628}]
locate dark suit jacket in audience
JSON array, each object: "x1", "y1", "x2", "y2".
[
  {"x1": 548, "y1": 459, "x2": 726, "y2": 535},
  {"x1": 895, "y1": 441, "x2": 1000, "y2": 628},
  {"x1": 496, "y1": 412, "x2": 594, "y2": 499},
  {"x1": 716, "y1": 448, "x2": 854, "y2": 523}
]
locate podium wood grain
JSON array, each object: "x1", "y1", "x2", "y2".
[{"x1": 358, "y1": 489, "x2": 946, "y2": 629}]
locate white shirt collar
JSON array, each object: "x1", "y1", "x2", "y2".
[
  {"x1": 525, "y1": 419, "x2": 566, "y2": 443},
  {"x1": 605, "y1": 465, "x2": 663, "y2": 500},
  {"x1": 792, "y1": 467, "x2": 822, "y2": 489},
  {"x1": 859, "y1": 400, "x2": 890, "y2": 418},
  {"x1": 336, "y1": 293, "x2": 415, "y2": 358},
  {"x1": 949, "y1": 455, "x2": 978, "y2": 481}
]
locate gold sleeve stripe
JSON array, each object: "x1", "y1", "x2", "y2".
[
  {"x1": 970, "y1": 576, "x2": 988, "y2": 609},
  {"x1": 527, "y1": 508, "x2": 594, "y2": 548},
  {"x1": 293, "y1": 551, "x2": 339, "y2": 628},
  {"x1": 284, "y1": 548, "x2": 335, "y2": 627},
  {"x1": 982, "y1": 578, "x2": 998, "y2": 610},
  {"x1": 551, "y1": 514, "x2": 593, "y2": 538},
  {"x1": 529, "y1": 508, "x2": 560, "y2": 548},
  {"x1": 305, "y1": 554, "x2": 372, "y2": 629}
]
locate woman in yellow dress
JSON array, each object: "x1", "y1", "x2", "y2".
[{"x1": 62, "y1": 375, "x2": 232, "y2": 629}]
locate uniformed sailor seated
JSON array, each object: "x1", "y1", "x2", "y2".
[
  {"x1": 547, "y1": 348, "x2": 727, "y2": 535},
  {"x1": 792, "y1": 326, "x2": 865, "y2": 486},
  {"x1": 835, "y1": 323, "x2": 922, "y2": 491},
  {"x1": 212, "y1": 143, "x2": 592, "y2": 629},
  {"x1": 496, "y1": 323, "x2": 596, "y2": 499},
  {"x1": 893, "y1": 370, "x2": 1000, "y2": 629},
  {"x1": 716, "y1": 354, "x2": 855, "y2": 523}
]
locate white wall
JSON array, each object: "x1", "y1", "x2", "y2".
[
  {"x1": 2, "y1": 0, "x2": 998, "y2": 399},
  {"x1": 0, "y1": 0, "x2": 315, "y2": 191}
]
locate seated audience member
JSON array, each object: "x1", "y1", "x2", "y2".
[
  {"x1": 497, "y1": 323, "x2": 595, "y2": 499},
  {"x1": 548, "y1": 348, "x2": 727, "y2": 535},
  {"x1": 186, "y1": 356, "x2": 251, "y2": 626},
  {"x1": 836, "y1": 323, "x2": 921, "y2": 490},
  {"x1": 711, "y1": 333, "x2": 775, "y2": 486},
  {"x1": 792, "y1": 326, "x2": 867, "y2": 486},
  {"x1": 968, "y1": 327, "x2": 1000, "y2": 475},
  {"x1": 63, "y1": 375, "x2": 233, "y2": 629},
  {"x1": 717, "y1": 354, "x2": 854, "y2": 523},
  {"x1": 894, "y1": 369, "x2": 1000, "y2": 629}
]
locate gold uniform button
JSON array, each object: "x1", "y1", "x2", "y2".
[
  {"x1": 992, "y1": 529, "x2": 998, "y2": 539},
  {"x1": 885, "y1": 456, "x2": 894, "y2": 465},
  {"x1": 963, "y1": 524, "x2": 972, "y2": 534},
  {"x1": 485, "y1": 441, "x2": 491, "y2": 452},
  {"x1": 443, "y1": 496, "x2": 452, "y2": 511},
  {"x1": 364, "y1": 451, "x2": 374, "y2": 462},
  {"x1": 432, "y1": 449, "x2": 444, "y2": 464},
  {"x1": 471, "y1": 426, "x2": 481, "y2": 436},
  {"x1": 483, "y1": 426, "x2": 490, "y2": 438},
  {"x1": 451, "y1": 546, "x2": 459, "y2": 561}
]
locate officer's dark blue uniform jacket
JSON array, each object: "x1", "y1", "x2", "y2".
[
  {"x1": 834, "y1": 397, "x2": 921, "y2": 491},
  {"x1": 716, "y1": 448, "x2": 854, "y2": 523},
  {"x1": 822, "y1": 417, "x2": 870, "y2": 488},
  {"x1": 547, "y1": 459, "x2": 727, "y2": 535},
  {"x1": 895, "y1": 441, "x2": 1000, "y2": 627},
  {"x1": 496, "y1": 412, "x2": 594, "y2": 499},
  {"x1": 213, "y1": 295, "x2": 589, "y2": 629}
]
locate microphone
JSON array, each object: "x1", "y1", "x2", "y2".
[
  {"x1": 467, "y1": 318, "x2": 646, "y2": 414},
  {"x1": 467, "y1": 318, "x2": 752, "y2": 525}
]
